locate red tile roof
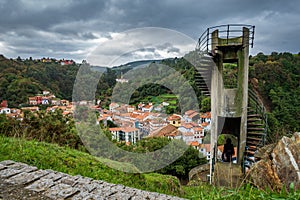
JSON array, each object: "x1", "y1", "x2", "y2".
[
  {"x1": 185, "y1": 110, "x2": 196, "y2": 116},
  {"x1": 201, "y1": 122, "x2": 209, "y2": 127},
  {"x1": 189, "y1": 141, "x2": 199, "y2": 146},
  {"x1": 109, "y1": 127, "x2": 138, "y2": 132},
  {"x1": 167, "y1": 114, "x2": 181, "y2": 121},
  {"x1": 199, "y1": 144, "x2": 211, "y2": 152},
  {"x1": 149, "y1": 124, "x2": 179, "y2": 138},
  {"x1": 183, "y1": 132, "x2": 194, "y2": 136},
  {"x1": 193, "y1": 127, "x2": 203, "y2": 132}
]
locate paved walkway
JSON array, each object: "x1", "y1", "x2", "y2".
[{"x1": 0, "y1": 160, "x2": 185, "y2": 200}]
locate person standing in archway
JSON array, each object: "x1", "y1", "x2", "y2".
[{"x1": 222, "y1": 138, "x2": 234, "y2": 162}]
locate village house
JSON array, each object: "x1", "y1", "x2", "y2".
[
  {"x1": 51, "y1": 98, "x2": 61, "y2": 106},
  {"x1": 7, "y1": 108, "x2": 22, "y2": 119},
  {"x1": 21, "y1": 106, "x2": 39, "y2": 112},
  {"x1": 141, "y1": 104, "x2": 153, "y2": 112},
  {"x1": 193, "y1": 126, "x2": 205, "y2": 143},
  {"x1": 178, "y1": 122, "x2": 195, "y2": 133},
  {"x1": 109, "y1": 126, "x2": 140, "y2": 144},
  {"x1": 109, "y1": 102, "x2": 120, "y2": 112},
  {"x1": 0, "y1": 107, "x2": 11, "y2": 114},
  {"x1": 199, "y1": 144, "x2": 211, "y2": 160},
  {"x1": 137, "y1": 103, "x2": 145, "y2": 110},
  {"x1": 154, "y1": 104, "x2": 163, "y2": 112},
  {"x1": 149, "y1": 118, "x2": 168, "y2": 133},
  {"x1": 148, "y1": 124, "x2": 181, "y2": 140},
  {"x1": 182, "y1": 132, "x2": 194, "y2": 144},
  {"x1": 60, "y1": 99, "x2": 70, "y2": 106},
  {"x1": 42, "y1": 97, "x2": 50, "y2": 105},
  {"x1": 60, "y1": 59, "x2": 74, "y2": 66},
  {"x1": 200, "y1": 112, "x2": 211, "y2": 124},
  {"x1": 183, "y1": 110, "x2": 200, "y2": 122},
  {"x1": 28, "y1": 96, "x2": 42, "y2": 105},
  {"x1": 167, "y1": 114, "x2": 182, "y2": 127},
  {"x1": 1, "y1": 100, "x2": 8, "y2": 108},
  {"x1": 200, "y1": 121, "x2": 211, "y2": 131},
  {"x1": 189, "y1": 141, "x2": 200, "y2": 150},
  {"x1": 42, "y1": 90, "x2": 50, "y2": 96}
]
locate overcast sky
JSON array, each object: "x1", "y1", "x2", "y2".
[{"x1": 1, "y1": 0, "x2": 300, "y2": 65}]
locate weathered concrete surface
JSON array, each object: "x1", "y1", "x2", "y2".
[
  {"x1": 213, "y1": 162, "x2": 243, "y2": 188},
  {"x1": 248, "y1": 132, "x2": 300, "y2": 192},
  {"x1": 0, "y1": 160, "x2": 185, "y2": 200}
]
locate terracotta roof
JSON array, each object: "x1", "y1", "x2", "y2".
[
  {"x1": 143, "y1": 105, "x2": 153, "y2": 109},
  {"x1": 189, "y1": 112, "x2": 199, "y2": 118},
  {"x1": 136, "y1": 113, "x2": 149, "y2": 121},
  {"x1": 199, "y1": 144, "x2": 211, "y2": 152},
  {"x1": 120, "y1": 113, "x2": 131, "y2": 117},
  {"x1": 121, "y1": 127, "x2": 138, "y2": 132},
  {"x1": 167, "y1": 114, "x2": 181, "y2": 121},
  {"x1": 110, "y1": 102, "x2": 119, "y2": 107},
  {"x1": 109, "y1": 127, "x2": 122, "y2": 132},
  {"x1": 109, "y1": 127, "x2": 138, "y2": 133},
  {"x1": 201, "y1": 122, "x2": 209, "y2": 127},
  {"x1": 149, "y1": 124, "x2": 179, "y2": 138},
  {"x1": 189, "y1": 141, "x2": 199, "y2": 146},
  {"x1": 200, "y1": 112, "x2": 211, "y2": 119},
  {"x1": 181, "y1": 123, "x2": 193, "y2": 129},
  {"x1": 193, "y1": 127, "x2": 203, "y2": 132},
  {"x1": 102, "y1": 114, "x2": 112, "y2": 118},
  {"x1": 190, "y1": 122, "x2": 198, "y2": 127},
  {"x1": 183, "y1": 132, "x2": 194, "y2": 137},
  {"x1": 185, "y1": 110, "x2": 196, "y2": 116},
  {"x1": 130, "y1": 113, "x2": 139, "y2": 119}
]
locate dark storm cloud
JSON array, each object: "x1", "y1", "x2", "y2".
[{"x1": 0, "y1": 0, "x2": 300, "y2": 61}]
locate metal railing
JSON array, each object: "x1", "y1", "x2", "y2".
[{"x1": 197, "y1": 24, "x2": 255, "y2": 53}]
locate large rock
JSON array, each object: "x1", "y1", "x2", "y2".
[
  {"x1": 248, "y1": 132, "x2": 300, "y2": 191},
  {"x1": 188, "y1": 163, "x2": 210, "y2": 182}
]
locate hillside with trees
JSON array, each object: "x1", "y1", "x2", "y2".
[
  {"x1": 249, "y1": 52, "x2": 300, "y2": 138},
  {"x1": 0, "y1": 55, "x2": 78, "y2": 107},
  {"x1": 0, "y1": 52, "x2": 299, "y2": 136}
]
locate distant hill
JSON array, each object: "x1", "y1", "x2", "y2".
[{"x1": 0, "y1": 54, "x2": 79, "y2": 107}]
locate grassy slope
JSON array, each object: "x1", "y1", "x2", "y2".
[
  {"x1": 0, "y1": 135, "x2": 182, "y2": 196},
  {"x1": 1, "y1": 135, "x2": 299, "y2": 199}
]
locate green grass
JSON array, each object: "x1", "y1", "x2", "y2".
[
  {"x1": 183, "y1": 183, "x2": 300, "y2": 200},
  {"x1": 1, "y1": 135, "x2": 299, "y2": 199},
  {"x1": 0, "y1": 135, "x2": 182, "y2": 196},
  {"x1": 159, "y1": 94, "x2": 177, "y2": 99}
]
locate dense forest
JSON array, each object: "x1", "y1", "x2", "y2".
[
  {"x1": 249, "y1": 52, "x2": 300, "y2": 134},
  {"x1": 0, "y1": 52, "x2": 299, "y2": 135}
]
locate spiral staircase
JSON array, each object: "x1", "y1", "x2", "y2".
[
  {"x1": 193, "y1": 53, "x2": 213, "y2": 97},
  {"x1": 244, "y1": 89, "x2": 268, "y2": 169}
]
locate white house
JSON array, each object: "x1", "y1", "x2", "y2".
[
  {"x1": 199, "y1": 144, "x2": 211, "y2": 160},
  {"x1": 182, "y1": 132, "x2": 194, "y2": 144},
  {"x1": 184, "y1": 110, "x2": 200, "y2": 122},
  {"x1": 200, "y1": 112, "x2": 211, "y2": 124},
  {"x1": 0, "y1": 108, "x2": 11, "y2": 114},
  {"x1": 109, "y1": 103, "x2": 120, "y2": 112},
  {"x1": 142, "y1": 104, "x2": 153, "y2": 112},
  {"x1": 109, "y1": 127, "x2": 140, "y2": 144}
]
